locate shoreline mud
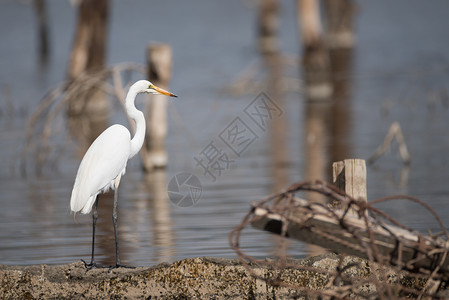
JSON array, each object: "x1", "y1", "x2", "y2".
[{"x1": 0, "y1": 253, "x2": 442, "y2": 299}]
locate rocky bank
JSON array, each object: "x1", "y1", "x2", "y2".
[{"x1": 0, "y1": 253, "x2": 443, "y2": 299}]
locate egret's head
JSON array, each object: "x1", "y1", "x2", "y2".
[
  {"x1": 133, "y1": 80, "x2": 177, "y2": 97},
  {"x1": 147, "y1": 82, "x2": 177, "y2": 97},
  {"x1": 132, "y1": 80, "x2": 177, "y2": 97}
]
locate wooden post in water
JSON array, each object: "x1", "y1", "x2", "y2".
[
  {"x1": 33, "y1": 0, "x2": 50, "y2": 65},
  {"x1": 322, "y1": 0, "x2": 355, "y2": 50},
  {"x1": 66, "y1": 0, "x2": 110, "y2": 146},
  {"x1": 297, "y1": 0, "x2": 322, "y2": 47},
  {"x1": 257, "y1": 0, "x2": 279, "y2": 55},
  {"x1": 296, "y1": 0, "x2": 332, "y2": 100},
  {"x1": 332, "y1": 159, "x2": 367, "y2": 214},
  {"x1": 144, "y1": 43, "x2": 172, "y2": 171}
]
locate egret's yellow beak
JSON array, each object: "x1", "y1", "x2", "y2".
[{"x1": 150, "y1": 84, "x2": 177, "y2": 97}]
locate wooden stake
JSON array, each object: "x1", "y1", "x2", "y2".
[
  {"x1": 258, "y1": 0, "x2": 279, "y2": 55},
  {"x1": 297, "y1": 0, "x2": 333, "y2": 100},
  {"x1": 67, "y1": 0, "x2": 109, "y2": 80},
  {"x1": 34, "y1": 0, "x2": 50, "y2": 65},
  {"x1": 322, "y1": 0, "x2": 355, "y2": 49},
  {"x1": 144, "y1": 43, "x2": 172, "y2": 171},
  {"x1": 297, "y1": 0, "x2": 322, "y2": 47},
  {"x1": 66, "y1": 0, "x2": 110, "y2": 145},
  {"x1": 332, "y1": 159, "x2": 367, "y2": 202}
]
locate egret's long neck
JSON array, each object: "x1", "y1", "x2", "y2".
[{"x1": 126, "y1": 89, "x2": 146, "y2": 158}]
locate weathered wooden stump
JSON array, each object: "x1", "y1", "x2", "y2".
[{"x1": 144, "y1": 43, "x2": 172, "y2": 171}]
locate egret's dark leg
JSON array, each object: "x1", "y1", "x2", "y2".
[
  {"x1": 91, "y1": 198, "x2": 99, "y2": 264},
  {"x1": 83, "y1": 196, "x2": 99, "y2": 270},
  {"x1": 110, "y1": 183, "x2": 134, "y2": 269},
  {"x1": 112, "y1": 188, "x2": 121, "y2": 267}
]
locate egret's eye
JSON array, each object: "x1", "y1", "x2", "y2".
[{"x1": 148, "y1": 84, "x2": 154, "y2": 90}]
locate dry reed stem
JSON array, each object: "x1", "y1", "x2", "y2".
[{"x1": 368, "y1": 121, "x2": 411, "y2": 165}]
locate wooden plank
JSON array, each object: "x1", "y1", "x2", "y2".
[{"x1": 251, "y1": 198, "x2": 449, "y2": 275}]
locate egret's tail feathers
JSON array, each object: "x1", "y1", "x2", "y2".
[
  {"x1": 80, "y1": 195, "x2": 97, "y2": 214},
  {"x1": 70, "y1": 186, "x2": 97, "y2": 215}
]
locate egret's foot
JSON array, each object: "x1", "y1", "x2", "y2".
[{"x1": 81, "y1": 259, "x2": 106, "y2": 271}]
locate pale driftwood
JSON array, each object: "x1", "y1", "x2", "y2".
[
  {"x1": 144, "y1": 43, "x2": 172, "y2": 171},
  {"x1": 368, "y1": 121, "x2": 411, "y2": 165},
  {"x1": 232, "y1": 179, "x2": 449, "y2": 298},
  {"x1": 251, "y1": 198, "x2": 449, "y2": 276},
  {"x1": 248, "y1": 158, "x2": 448, "y2": 278}
]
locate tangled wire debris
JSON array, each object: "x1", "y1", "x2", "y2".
[{"x1": 229, "y1": 180, "x2": 449, "y2": 299}]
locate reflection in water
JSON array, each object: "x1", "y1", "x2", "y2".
[
  {"x1": 302, "y1": 41, "x2": 354, "y2": 257},
  {"x1": 143, "y1": 170, "x2": 175, "y2": 263},
  {"x1": 329, "y1": 48, "x2": 353, "y2": 163},
  {"x1": 27, "y1": 180, "x2": 55, "y2": 217},
  {"x1": 257, "y1": 0, "x2": 289, "y2": 194},
  {"x1": 258, "y1": 1, "x2": 292, "y2": 258},
  {"x1": 4, "y1": 0, "x2": 449, "y2": 267},
  {"x1": 264, "y1": 52, "x2": 292, "y2": 259},
  {"x1": 302, "y1": 65, "x2": 331, "y2": 256},
  {"x1": 304, "y1": 101, "x2": 332, "y2": 184},
  {"x1": 302, "y1": 47, "x2": 354, "y2": 194},
  {"x1": 264, "y1": 53, "x2": 290, "y2": 194},
  {"x1": 370, "y1": 164, "x2": 410, "y2": 190}
]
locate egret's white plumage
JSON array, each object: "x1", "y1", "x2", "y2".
[
  {"x1": 70, "y1": 124, "x2": 131, "y2": 214},
  {"x1": 70, "y1": 79, "x2": 176, "y2": 268}
]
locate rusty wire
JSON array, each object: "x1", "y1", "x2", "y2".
[{"x1": 229, "y1": 180, "x2": 449, "y2": 299}]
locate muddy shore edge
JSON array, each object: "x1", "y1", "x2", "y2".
[{"x1": 0, "y1": 253, "x2": 441, "y2": 299}]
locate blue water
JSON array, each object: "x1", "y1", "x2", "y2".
[{"x1": 1, "y1": 0, "x2": 449, "y2": 266}]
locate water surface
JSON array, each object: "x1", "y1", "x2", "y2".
[{"x1": 1, "y1": 0, "x2": 449, "y2": 266}]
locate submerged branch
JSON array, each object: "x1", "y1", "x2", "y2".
[{"x1": 368, "y1": 121, "x2": 411, "y2": 165}]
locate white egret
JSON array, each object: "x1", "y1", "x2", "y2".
[{"x1": 70, "y1": 80, "x2": 177, "y2": 269}]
